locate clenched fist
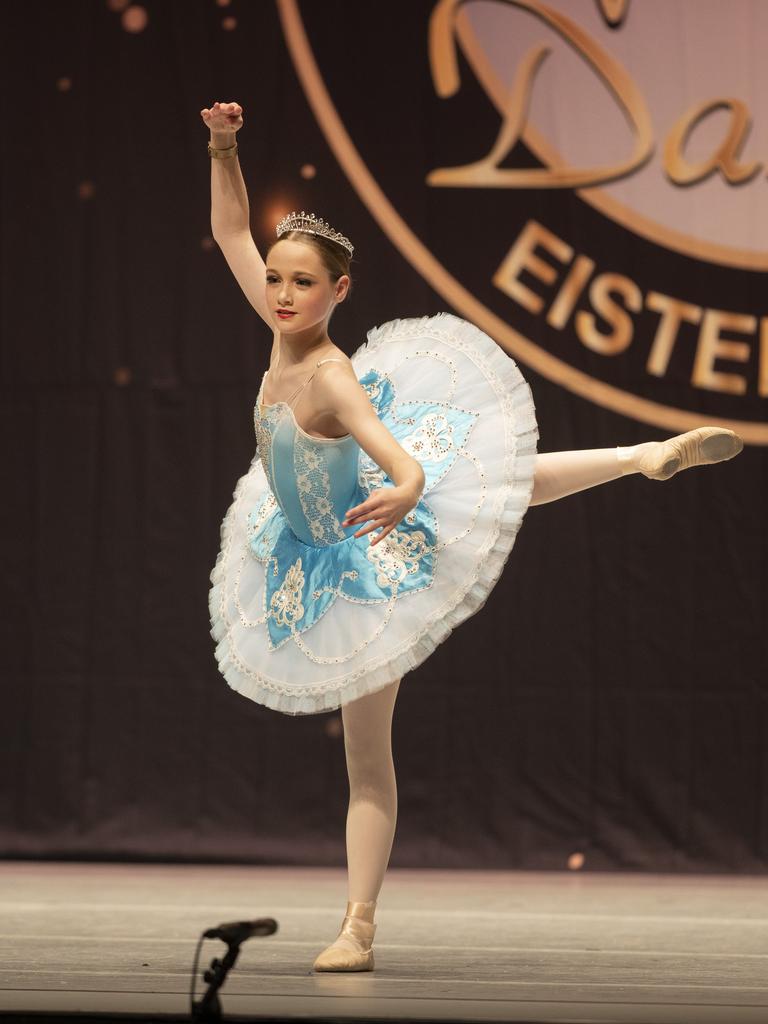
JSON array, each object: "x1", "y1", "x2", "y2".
[{"x1": 200, "y1": 101, "x2": 243, "y2": 134}]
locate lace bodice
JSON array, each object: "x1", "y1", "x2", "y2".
[{"x1": 254, "y1": 365, "x2": 363, "y2": 548}]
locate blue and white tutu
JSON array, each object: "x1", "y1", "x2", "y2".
[{"x1": 209, "y1": 312, "x2": 538, "y2": 714}]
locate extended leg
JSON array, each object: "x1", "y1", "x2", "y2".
[
  {"x1": 531, "y1": 448, "x2": 623, "y2": 505},
  {"x1": 313, "y1": 677, "x2": 400, "y2": 972},
  {"x1": 531, "y1": 427, "x2": 743, "y2": 506}
]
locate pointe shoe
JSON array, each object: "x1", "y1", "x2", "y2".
[
  {"x1": 636, "y1": 427, "x2": 743, "y2": 481},
  {"x1": 312, "y1": 900, "x2": 377, "y2": 972}
]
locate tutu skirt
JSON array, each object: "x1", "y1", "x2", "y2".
[{"x1": 209, "y1": 313, "x2": 538, "y2": 714}]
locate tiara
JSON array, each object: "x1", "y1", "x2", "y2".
[{"x1": 275, "y1": 210, "x2": 354, "y2": 256}]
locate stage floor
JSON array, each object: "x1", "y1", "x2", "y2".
[{"x1": 1, "y1": 861, "x2": 767, "y2": 1023}]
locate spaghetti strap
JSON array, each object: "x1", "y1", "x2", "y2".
[
  {"x1": 286, "y1": 372, "x2": 315, "y2": 408},
  {"x1": 288, "y1": 358, "x2": 347, "y2": 408},
  {"x1": 267, "y1": 357, "x2": 347, "y2": 411}
]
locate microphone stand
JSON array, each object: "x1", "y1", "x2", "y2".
[
  {"x1": 191, "y1": 939, "x2": 242, "y2": 1023},
  {"x1": 190, "y1": 918, "x2": 278, "y2": 1023}
]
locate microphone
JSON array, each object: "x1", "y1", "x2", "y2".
[{"x1": 203, "y1": 918, "x2": 278, "y2": 945}]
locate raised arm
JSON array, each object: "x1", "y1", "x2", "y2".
[{"x1": 200, "y1": 101, "x2": 274, "y2": 330}]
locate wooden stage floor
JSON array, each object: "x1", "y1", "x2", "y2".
[{"x1": 1, "y1": 860, "x2": 767, "y2": 1023}]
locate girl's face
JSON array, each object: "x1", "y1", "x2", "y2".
[{"x1": 265, "y1": 239, "x2": 348, "y2": 333}]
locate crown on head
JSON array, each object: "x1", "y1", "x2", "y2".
[{"x1": 275, "y1": 210, "x2": 354, "y2": 257}]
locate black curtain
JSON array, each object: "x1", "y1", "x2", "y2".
[{"x1": 1, "y1": 0, "x2": 766, "y2": 872}]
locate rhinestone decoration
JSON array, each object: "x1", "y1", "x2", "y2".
[{"x1": 276, "y1": 210, "x2": 354, "y2": 256}]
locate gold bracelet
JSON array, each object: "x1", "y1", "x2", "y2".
[{"x1": 208, "y1": 141, "x2": 238, "y2": 159}]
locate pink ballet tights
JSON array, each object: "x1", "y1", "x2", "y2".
[
  {"x1": 340, "y1": 678, "x2": 400, "y2": 900},
  {"x1": 529, "y1": 444, "x2": 654, "y2": 506}
]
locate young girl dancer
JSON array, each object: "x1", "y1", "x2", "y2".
[{"x1": 201, "y1": 101, "x2": 743, "y2": 973}]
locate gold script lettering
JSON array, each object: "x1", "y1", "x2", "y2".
[
  {"x1": 548, "y1": 254, "x2": 595, "y2": 329},
  {"x1": 493, "y1": 221, "x2": 763, "y2": 397},
  {"x1": 645, "y1": 292, "x2": 703, "y2": 377},
  {"x1": 492, "y1": 220, "x2": 573, "y2": 313},
  {"x1": 575, "y1": 273, "x2": 642, "y2": 355},
  {"x1": 692, "y1": 309, "x2": 754, "y2": 395},
  {"x1": 596, "y1": 0, "x2": 630, "y2": 27},
  {"x1": 664, "y1": 99, "x2": 761, "y2": 186},
  {"x1": 760, "y1": 319, "x2": 768, "y2": 398},
  {"x1": 427, "y1": 0, "x2": 653, "y2": 188}
]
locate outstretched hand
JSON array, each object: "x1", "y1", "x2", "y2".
[
  {"x1": 200, "y1": 101, "x2": 243, "y2": 134},
  {"x1": 343, "y1": 484, "x2": 420, "y2": 546}
]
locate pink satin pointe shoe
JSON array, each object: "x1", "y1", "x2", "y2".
[
  {"x1": 637, "y1": 427, "x2": 743, "y2": 481},
  {"x1": 312, "y1": 900, "x2": 377, "y2": 972}
]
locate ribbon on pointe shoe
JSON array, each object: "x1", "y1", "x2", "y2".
[{"x1": 312, "y1": 900, "x2": 377, "y2": 972}]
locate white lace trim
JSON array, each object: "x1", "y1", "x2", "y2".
[{"x1": 293, "y1": 432, "x2": 347, "y2": 545}]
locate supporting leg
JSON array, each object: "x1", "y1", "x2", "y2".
[
  {"x1": 342, "y1": 678, "x2": 400, "y2": 904},
  {"x1": 313, "y1": 677, "x2": 401, "y2": 972}
]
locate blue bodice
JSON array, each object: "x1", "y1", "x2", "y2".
[{"x1": 254, "y1": 395, "x2": 364, "y2": 548}]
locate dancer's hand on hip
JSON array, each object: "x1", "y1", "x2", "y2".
[{"x1": 344, "y1": 485, "x2": 420, "y2": 545}]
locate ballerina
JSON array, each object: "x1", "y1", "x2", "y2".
[{"x1": 201, "y1": 100, "x2": 743, "y2": 973}]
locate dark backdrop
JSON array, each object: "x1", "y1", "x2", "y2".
[{"x1": 1, "y1": 0, "x2": 766, "y2": 872}]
